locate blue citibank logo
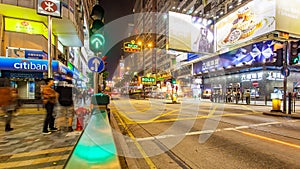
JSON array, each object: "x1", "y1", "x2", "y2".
[{"x1": 0, "y1": 57, "x2": 59, "y2": 72}]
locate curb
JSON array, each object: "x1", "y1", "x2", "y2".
[
  {"x1": 263, "y1": 112, "x2": 300, "y2": 119},
  {"x1": 110, "y1": 111, "x2": 139, "y2": 169}
]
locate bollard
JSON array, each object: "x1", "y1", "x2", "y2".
[
  {"x1": 75, "y1": 117, "x2": 83, "y2": 131},
  {"x1": 75, "y1": 107, "x2": 89, "y2": 131}
]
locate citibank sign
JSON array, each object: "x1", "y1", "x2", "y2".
[
  {"x1": 14, "y1": 60, "x2": 47, "y2": 71},
  {"x1": 0, "y1": 57, "x2": 59, "y2": 72}
]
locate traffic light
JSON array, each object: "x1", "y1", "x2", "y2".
[
  {"x1": 171, "y1": 79, "x2": 176, "y2": 84},
  {"x1": 89, "y1": 5, "x2": 105, "y2": 54},
  {"x1": 289, "y1": 41, "x2": 300, "y2": 65},
  {"x1": 274, "y1": 48, "x2": 283, "y2": 67}
]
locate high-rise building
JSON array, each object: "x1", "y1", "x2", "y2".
[
  {"x1": 132, "y1": 0, "x2": 251, "y2": 76},
  {"x1": 0, "y1": 0, "x2": 93, "y2": 100}
]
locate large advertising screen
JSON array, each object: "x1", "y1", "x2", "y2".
[
  {"x1": 168, "y1": 11, "x2": 214, "y2": 53},
  {"x1": 193, "y1": 40, "x2": 279, "y2": 74},
  {"x1": 219, "y1": 40, "x2": 276, "y2": 68},
  {"x1": 276, "y1": 0, "x2": 300, "y2": 35},
  {"x1": 215, "y1": 0, "x2": 276, "y2": 51}
]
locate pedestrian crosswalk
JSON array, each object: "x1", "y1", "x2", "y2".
[{"x1": 0, "y1": 147, "x2": 72, "y2": 169}]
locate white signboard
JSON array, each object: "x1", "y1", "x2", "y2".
[{"x1": 37, "y1": 0, "x2": 61, "y2": 17}]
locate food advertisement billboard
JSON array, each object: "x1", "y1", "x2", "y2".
[
  {"x1": 215, "y1": 0, "x2": 276, "y2": 51},
  {"x1": 168, "y1": 11, "x2": 214, "y2": 53}
]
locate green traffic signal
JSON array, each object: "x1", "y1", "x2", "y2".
[
  {"x1": 291, "y1": 55, "x2": 300, "y2": 64},
  {"x1": 89, "y1": 33, "x2": 105, "y2": 53}
]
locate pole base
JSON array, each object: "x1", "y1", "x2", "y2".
[{"x1": 270, "y1": 109, "x2": 282, "y2": 112}]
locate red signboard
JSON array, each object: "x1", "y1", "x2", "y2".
[{"x1": 252, "y1": 81, "x2": 259, "y2": 87}]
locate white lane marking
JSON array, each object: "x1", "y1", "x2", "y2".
[{"x1": 130, "y1": 120, "x2": 299, "y2": 142}]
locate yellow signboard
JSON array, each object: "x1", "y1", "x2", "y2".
[{"x1": 4, "y1": 17, "x2": 55, "y2": 45}]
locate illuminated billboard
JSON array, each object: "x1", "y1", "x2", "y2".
[
  {"x1": 215, "y1": 0, "x2": 276, "y2": 51},
  {"x1": 276, "y1": 0, "x2": 300, "y2": 35},
  {"x1": 168, "y1": 11, "x2": 214, "y2": 53},
  {"x1": 4, "y1": 17, "x2": 56, "y2": 45},
  {"x1": 219, "y1": 40, "x2": 276, "y2": 68},
  {"x1": 193, "y1": 40, "x2": 279, "y2": 74}
]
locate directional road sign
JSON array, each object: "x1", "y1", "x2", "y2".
[{"x1": 88, "y1": 57, "x2": 105, "y2": 72}]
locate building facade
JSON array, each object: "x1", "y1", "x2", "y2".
[{"x1": 0, "y1": 0, "x2": 93, "y2": 100}]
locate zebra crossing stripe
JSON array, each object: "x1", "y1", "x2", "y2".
[
  {"x1": 0, "y1": 155, "x2": 69, "y2": 169},
  {"x1": 10, "y1": 147, "x2": 73, "y2": 158}
]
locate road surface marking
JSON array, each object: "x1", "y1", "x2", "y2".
[
  {"x1": 0, "y1": 155, "x2": 69, "y2": 169},
  {"x1": 8, "y1": 147, "x2": 73, "y2": 158},
  {"x1": 132, "y1": 120, "x2": 299, "y2": 142},
  {"x1": 123, "y1": 111, "x2": 262, "y2": 124},
  {"x1": 114, "y1": 110, "x2": 157, "y2": 169},
  {"x1": 235, "y1": 129, "x2": 300, "y2": 149}
]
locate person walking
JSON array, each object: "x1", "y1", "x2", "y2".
[
  {"x1": 0, "y1": 78, "x2": 17, "y2": 132},
  {"x1": 245, "y1": 90, "x2": 251, "y2": 105},
  {"x1": 55, "y1": 73, "x2": 75, "y2": 132},
  {"x1": 41, "y1": 78, "x2": 58, "y2": 134}
]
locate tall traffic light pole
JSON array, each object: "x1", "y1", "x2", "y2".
[
  {"x1": 283, "y1": 41, "x2": 288, "y2": 113},
  {"x1": 90, "y1": 4, "x2": 105, "y2": 93}
]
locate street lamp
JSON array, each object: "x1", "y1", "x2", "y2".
[{"x1": 137, "y1": 40, "x2": 154, "y2": 99}]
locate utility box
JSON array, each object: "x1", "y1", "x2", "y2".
[
  {"x1": 270, "y1": 93, "x2": 282, "y2": 112},
  {"x1": 91, "y1": 93, "x2": 110, "y2": 105}
]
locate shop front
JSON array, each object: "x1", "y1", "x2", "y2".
[
  {"x1": 192, "y1": 39, "x2": 300, "y2": 103},
  {"x1": 0, "y1": 57, "x2": 72, "y2": 100}
]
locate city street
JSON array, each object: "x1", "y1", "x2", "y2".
[{"x1": 111, "y1": 97, "x2": 300, "y2": 169}]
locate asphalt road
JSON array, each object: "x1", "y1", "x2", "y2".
[{"x1": 110, "y1": 97, "x2": 300, "y2": 169}]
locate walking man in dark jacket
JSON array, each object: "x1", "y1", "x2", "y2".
[{"x1": 55, "y1": 73, "x2": 75, "y2": 132}]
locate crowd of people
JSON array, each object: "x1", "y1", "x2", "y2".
[{"x1": 0, "y1": 74, "x2": 93, "y2": 133}]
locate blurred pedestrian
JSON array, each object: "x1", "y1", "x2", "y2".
[
  {"x1": 55, "y1": 73, "x2": 75, "y2": 132},
  {"x1": 245, "y1": 90, "x2": 250, "y2": 105},
  {"x1": 0, "y1": 78, "x2": 17, "y2": 132},
  {"x1": 41, "y1": 78, "x2": 59, "y2": 134}
]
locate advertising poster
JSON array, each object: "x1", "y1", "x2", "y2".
[
  {"x1": 276, "y1": 0, "x2": 300, "y2": 35},
  {"x1": 215, "y1": 0, "x2": 276, "y2": 51},
  {"x1": 168, "y1": 11, "x2": 214, "y2": 53},
  {"x1": 219, "y1": 40, "x2": 275, "y2": 68}
]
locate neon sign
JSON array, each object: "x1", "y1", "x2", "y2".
[{"x1": 123, "y1": 40, "x2": 141, "y2": 53}]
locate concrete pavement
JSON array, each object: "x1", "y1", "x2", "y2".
[{"x1": 0, "y1": 101, "x2": 91, "y2": 169}]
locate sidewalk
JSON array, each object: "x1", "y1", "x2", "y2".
[{"x1": 0, "y1": 101, "x2": 91, "y2": 169}]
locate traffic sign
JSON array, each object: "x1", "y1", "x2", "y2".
[
  {"x1": 252, "y1": 81, "x2": 259, "y2": 87},
  {"x1": 88, "y1": 57, "x2": 105, "y2": 72},
  {"x1": 281, "y1": 67, "x2": 290, "y2": 77}
]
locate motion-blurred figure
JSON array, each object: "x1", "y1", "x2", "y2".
[{"x1": 0, "y1": 78, "x2": 17, "y2": 132}]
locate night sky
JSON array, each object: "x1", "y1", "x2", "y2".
[{"x1": 99, "y1": 0, "x2": 135, "y2": 79}]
